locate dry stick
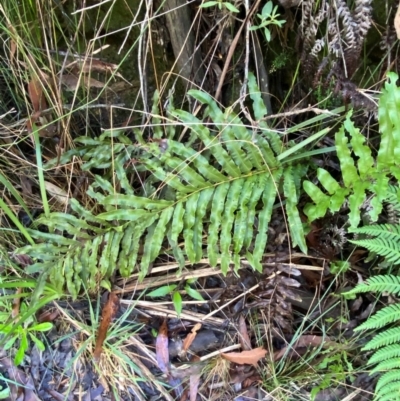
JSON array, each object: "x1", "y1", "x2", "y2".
[{"x1": 214, "y1": 0, "x2": 262, "y2": 100}]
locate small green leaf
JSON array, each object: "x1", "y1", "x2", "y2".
[
  {"x1": 3, "y1": 335, "x2": 18, "y2": 350},
  {"x1": 200, "y1": 1, "x2": 218, "y2": 8},
  {"x1": 30, "y1": 322, "x2": 53, "y2": 332},
  {"x1": 261, "y1": 1, "x2": 273, "y2": 16},
  {"x1": 173, "y1": 292, "x2": 183, "y2": 316},
  {"x1": 264, "y1": 28, "x2": 271, "y2": 42},
  {"x1": 224, "y1": 2, "x2": 239, "y2": 13},
  {"x1": 29, "y1": 333, "x2": 45, "y2": 351},
  {"x1": 185, "y1": 286, "x2": 204, "y2": 301},
  {"x1": 147, "y1": 285, "x2": 177, "y2": 297}
]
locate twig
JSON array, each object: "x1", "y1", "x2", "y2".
[{"x1": 214, "y1": 0, "x2": 262, "y2": 100}]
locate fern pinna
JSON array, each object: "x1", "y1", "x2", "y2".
[
  {"x1": 304, "y1": 72, "x2": 400, "y2": 229},
  {"x1": 19, "y1": 73, "x2": 325, "y2": 296},
  {"x1": 345, "y1": 275, "x2": 400, "y2": 401}
]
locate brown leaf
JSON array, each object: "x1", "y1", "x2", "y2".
[
  {"x1": 182, "y1": 323, "x2": 202, "y2": 352},
  {"x1": 0, "y1": 352, "x2": 41, "y2": 401},
  {"x1": 27, "y1": 77, "x2": 47, "y2": 113},
  {"x1": 273, "y1": 335, "x2": 335, "y2": 361},
  {"x1": 221, "y1": 347, "x2": 267, "y2": 367},
  {"x1": 238, "y1": 315, "x2": 251, "y2": 351},
  {"x1": 156, "y1": 319, "x2": 169, "y2": 374},
  {"x1": 37, "y1": 309, "x2": 60, "y2": 323},
  {"x1": 67, "y1": 58, "x2": 118, "y2": 74},
  {"x1": 396, "y1": 2, "x2": 400, "y2": 39},
  {"x1": 189, "y1": 371, "x2": 201, "y2": 401},
  {"x1": 93, "y1": 292, "x2": 119, "y2": 362},
  {"x1": 60, "y1": 74, "x2": 105, "y2": 91},
  {"x1": 12, "y1": 287, "x2": 22, "y2": 319}
]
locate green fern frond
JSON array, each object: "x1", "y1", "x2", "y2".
[
  {"x1": 304, "y1": 72, "x2": 400, "y2": 228},
  {"x1": 371, "y1": 358, "x2": 400, "y2": 374},
  {"x1": 368, "y1": 345, "x2": 400, "y2": 366},
  {"x1": 362, "y1": 327, "x2": 400, "y2": 351},
  {"x1": 344, "y1": 275, "x2": 400, "y2": 297},
  {"x1": 20, "y1": 73, "x2": 314, "y2": 295},
  {"x1": 355, "y1": 304, "x2": 400, "y2": 331},
  {"x1": 376, "y1": 370, "x2": 400, "y2": 393},
  {"x1": 349, "y1": 237, "x2": 400, "y2": 264}
]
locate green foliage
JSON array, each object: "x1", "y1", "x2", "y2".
[
  {"x1": 311, "y1": 349, "x2": 354, "y2": 401},
  {"x1": 200, "y1": 0, "x2": 239, "y2": 13},
  {"x1": 146, "y1": 281, "x2": 204, "y2": 316},
  {"x1": 343, "y1": 274, "x2": 400, "y2": 399},
  {"x1": 249, "y1": 1, "x2": 286, "y2": 42},
  {"x1": 1, "y1": 320, "x2": 52, "y2": 366},
  {"x1": 304, "y1": 72, "x2": 400, "y2": 228},
  {"x1": 18, "y1": 72, "x2": 319, "y2": 296},
  {"x1": 349, "y1": 224, "x2": 400, "y2": 264}
]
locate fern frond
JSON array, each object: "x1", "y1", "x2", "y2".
[
  {"x1": 376, "y1": 370, "x2": 400, "y2": 392},
  {"x1": 368, "y1": 345, "x2": 400, "y2": 366},
  {"x1": 349, "y1": 237, "x2": 400, "y2": 264},
  {"x1": 21, "y1": 72, "x2": 312, "y2": 295},
  {"x1": 362, "y1": 327, "x2": 400, "y2": 351},
  {"x1": 344, "y1": 275, "x2": 400, "y2": 297},
  {"x1": 371, "y1": 357, "x2": 400, "y2": 374},
  {"x1": 355, "y1": 304, "x2": 400, "y2": 331},
  {"x1": 304, "y1": 73, "x2": 400, "y2": 228}
]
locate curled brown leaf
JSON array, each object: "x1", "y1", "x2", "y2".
[{"x1": 93, "y1": 292, "x2": 119, "y2": 362}]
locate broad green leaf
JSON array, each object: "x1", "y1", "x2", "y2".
[
  {"x1": 220, "y1": 178, "x2": 243, "y2": 273},
  {"x1": 30, "y1": 322, "x2": 53, "y2": 332},
  {"x1": 185, "y1": 286, "x2": 205, "y2": 301},
  {"x1": 184, "y1": 192, "x2": 201, "y2": 263},
  {"x1": 224, "y1": 2, "x2": 239, "y2": 13},
  {"x1": 348, "y1": 182, "x2": 368, "y2": 228},
  {"x1": 284, "y1": 168, "x2": 307, "y2": 253},
  {"x1": 102, "y1": 195, "x2": 173, "y2": 213},
  {"x1": 29, "y1": 333, "x2": 46, "y2": 351},
  {"x1": 168, "y1": 141, "x2": 227, "y2": 183},
  {"x1": 200, "y1": 1, "x2": 218, "y2": 7},
  {"x1": 303, "y1": 181, "x2": 330, "y2": 221},
  {"x1": 173, "y1": 291, "x2": 183, "y2": 316},
  {"x1": 194, "y1": 188, "x2": 214, "y2": 261},
  {"x1": 233, "y1": 175, "x2": 257, "y2": 268},
  {"x1": 252, "y1": 174, "x2": 278, "y2": 271},
  {"x1": 173, "y1": 106, "x2": 241, "y2": 177},
  {"x1": 97, "y1": 209, "x2": 153, "y2": 222},
  {"x1": 147, "y1": 285, "x2": 177, "y2": 297},
  {"x1": 208, "y1": 182, "x2": 230, "y2": 267},
  {"x1": 244, "y1": 173, "x2": 269, "y2": 250},
  {"x1": 335, "y1": 116, "x2": 359, "y2": 188},
  {"x1": 346, "y1": 117, "x2": 374, "y2": 179}
]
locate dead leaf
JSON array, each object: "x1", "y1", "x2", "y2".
[
  {"x1": 273, "y1": 335, "x2": 335, "y2": 361},
  {"x1": 189, "y1": 371, "x2": 201, "y2": 401},
  {"x1": 238, "y1": 315, "x2": 251, "y2": 351},
  {"x1": 27, "y1": 77, "x2": 48, "y2": 113},
  {"x1": 396, "y1": 1, "x2": 400, "y2": 39},
  {"x1": 93, "y1": 292, "x2": 119, "y2": 362},
  {"x1": 37, "y1": 309, "x2": 60, "y2": 323},
  {"x1": 12, "y1": 287, "x2": 22, "y2": 319},
  {"x1": 221, "y1": 347, "x2": 267, "y2": 367},
  {"x1": 0, "y1": 351, "x2": 41, "y2": 401},
  {"x1": 60, "y1": 74, "x2": 105, "y2": 91},
  {"x1": 66, "y1": 58, "x2": 118, "y2": 74},
  {"x1": 156, "y1": 319, "x2": 170, "y2": 374},
  {"x1": 44, "y1": 181, "x2": 70, "y2": 207},
  {"x1": 182, "y1": 323, "x2": 202, "y2": 353}
]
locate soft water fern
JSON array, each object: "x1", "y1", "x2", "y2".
[
  {"x1": 19, "y1": 73, "x2": 336, "y2": 295},
  {"x1": 304, "y1": 72, "x2": 400, "y2": 228}
]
